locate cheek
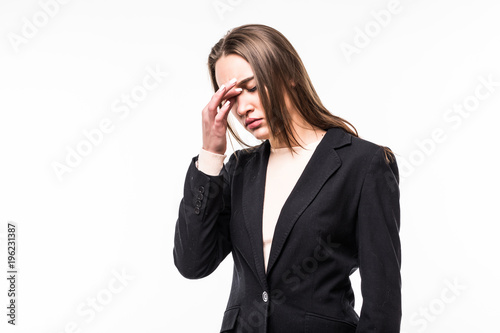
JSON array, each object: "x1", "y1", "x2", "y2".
[
  {"x1": 230, "y1": 108, "x2": 243, "y2": 123},
  {"x1": 253, "y1": 96, "x2": 265, "y2": 113}
]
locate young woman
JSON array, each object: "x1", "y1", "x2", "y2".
[{"x1": 174, "y1": 24, "x2": 401, "y2": 333}]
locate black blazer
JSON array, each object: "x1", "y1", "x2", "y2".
[{"x1": 174, "y1": 126, "x2": 401, "y2": 333}]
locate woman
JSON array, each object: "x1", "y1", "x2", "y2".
[{"x1": 174, "y1": 24, "x2": 401, "y2": 333}]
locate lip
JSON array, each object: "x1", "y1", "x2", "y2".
[{"x1": 245, "y1": 118, "x2": 263, "y2": 129}]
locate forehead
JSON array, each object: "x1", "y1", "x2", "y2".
[{"x1": 215, "y1": 54, "x2": 254, "y2": 86}]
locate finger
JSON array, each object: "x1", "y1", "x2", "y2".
[
  {"x1": 207, "y1": 78, "x2": 238, "y2": 112},
  {"x1": 214, "y1": 98, "x2": 234, "y2": 124},
  {"x1": 220, "y1": 88, "x2": 242, "y2": 111},
  {"x1": 222, "y1": 87, "x2": 243, "y2": 102}
]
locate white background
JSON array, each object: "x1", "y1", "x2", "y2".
[{"x1": 1, "y1": 0, "x2": 499, "y2": 332}]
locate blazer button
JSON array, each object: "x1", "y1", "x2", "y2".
[
  {"x1": 198, "y1": 185, "x2": 205, "y2": 193},
  {"x1": 195, "y1": 200, "x2": 202, "y2": 208},
  {"x1": 262, "y1": 291, "x2": 268, "y2": 303},
  {"x1": 196, "y1": 193, "x2": 204, "y2": 200},
  {"x1": 194, "y1": 207, "x2": 200, "y2": 215}
]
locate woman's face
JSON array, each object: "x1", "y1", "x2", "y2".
[{"x1": 215, "y1": 54, "x2": 270, "y2": 141}]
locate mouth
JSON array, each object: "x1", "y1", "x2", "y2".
[{"x1": 245, "y1": 118, "x2": 263, "y2": 129}]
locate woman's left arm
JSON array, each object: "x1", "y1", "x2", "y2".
[{"x1": 356, "y1": 146, "x2": 402, "y2": 333}]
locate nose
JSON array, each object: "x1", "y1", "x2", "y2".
[{"x1": 234, "y1": 92, "x2": 252, "y2": 117}]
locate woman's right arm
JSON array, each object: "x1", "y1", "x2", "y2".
[
  {"x1": 173, "y1": 78, "x2": 242, "y2": 279},
  {"x1": 173, "y1": 151, "x2": 236, "y2": 279}
]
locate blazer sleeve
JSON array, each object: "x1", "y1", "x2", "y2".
[
  {"x1": 173, "y1": 152, "x2": 235, "y2": 279},
  {"x1": 356, "y1": 146, "x2": 402, "y2": 332}
]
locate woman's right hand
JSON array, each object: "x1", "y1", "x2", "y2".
[{"x1": 202, "y1": 78, "x2": 242, "y2": 155}]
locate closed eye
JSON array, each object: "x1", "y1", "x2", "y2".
[{"x1": 247, "y1": 86, "x2": 257, "y2": 93}]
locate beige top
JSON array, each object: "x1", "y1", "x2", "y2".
[{"x1": 196, "y1": 137, "x2": 323, "y2": 272}]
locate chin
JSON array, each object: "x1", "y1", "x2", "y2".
[{"x1": 249, "y1": 127, "x2": 270, "y2": 141}]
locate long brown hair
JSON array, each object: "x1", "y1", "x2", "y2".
[{"x1": 208, "y1": 24, "x2": 395, "y2": 163}]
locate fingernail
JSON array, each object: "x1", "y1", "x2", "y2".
[
  {"x1": 235, "y1": 88, "x2": 243, "y2": 92},
  {"x1": 224, "y1": 100, "x2": 231, "y2": 107},
  {"x1": 229, "y1": 78, "x2": 237, "y2": 85},
  {"x1": 218, "y1": 84, "x2": 225, "y2": 92}
]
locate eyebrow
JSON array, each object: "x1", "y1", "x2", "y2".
[{"x1": 235, "y1": 76, "x2": 255, "y2": 88}]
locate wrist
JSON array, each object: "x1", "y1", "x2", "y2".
[
  {"x1": 202, "y1": 145, "x2": 226, "y2": 156},
  {"x1": 197, "y1": 148, "x2": 226, "y2": 176}
]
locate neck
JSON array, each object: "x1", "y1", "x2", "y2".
[{"x1": 269, "y1": 122, "x2": 326, "y2": 149}]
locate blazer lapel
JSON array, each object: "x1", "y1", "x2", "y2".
[
  {"x1": 266, "y1": 127, "x2": 352, "y2": 275},
  {"x1": 241, "y1": 141, "x2": 271, "y2": 287}
]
